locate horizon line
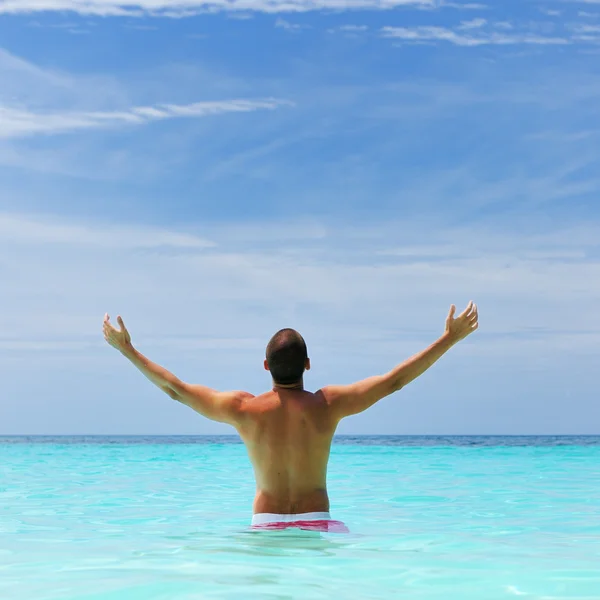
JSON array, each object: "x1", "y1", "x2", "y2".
[{"x1": 2, "y1": 433, "x2": 599, "y2": 438}]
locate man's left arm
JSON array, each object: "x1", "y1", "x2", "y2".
[{"x1": 103, "y1": 314, "x2": 252, "y2": 424}]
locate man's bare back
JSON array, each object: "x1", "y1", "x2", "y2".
[
  {"x1": 103, "y1": 302, "x2": 478, "y2": 526},
  {"x1": 238, "y1": 388, "x2": 336, "y2": 515}
]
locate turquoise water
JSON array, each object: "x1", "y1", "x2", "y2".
[{"x1": 1, "y1": 436, "x2": 600, "y2": 599}]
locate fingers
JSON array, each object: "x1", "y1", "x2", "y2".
[
  {"x1": 468, "y1": 303, "x2": 478, "y2": 321},
  {"x1": 117, "y1": 315, "x2": 127, "y2": 332},
  {"x1": 102, "y1": 313, "x2": 118, "y2": 337},
  {"x1": 468, "y1": 305, "x2": 479, "y2": 333},
  {"x1": 448, "y1": 301, "x2": 479, "y2": 340},
  {"x1": 102, "y1": 319, "x2": 111, "y2": 343},
  {"x1": 447, "y1": 304, "x2": 456, "y2": 321},
  {"x1": 458, "y1": 301, "x2": 474, "y2": 319}
]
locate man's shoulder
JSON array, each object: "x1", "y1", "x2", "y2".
[
  {"x1": 224, "y1": 390, "x2": 255, "y2": 412},
  {"x1": 237, "y1": 389, "x2": 273, "y2": 410},
  {"x1": 314, "y1": 386, "x2": 340, "y2": 401}
]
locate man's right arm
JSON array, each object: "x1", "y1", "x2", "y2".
[
  {"x1": 322, "y1": 302, "x2": 478, "y2": 421},
  {"x1": 103, "y1": 314, "x2": 252, "y2": 425}
]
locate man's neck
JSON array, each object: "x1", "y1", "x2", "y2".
[{"x1": 273, "y1": 379, "x2": 304, "y2": 391}]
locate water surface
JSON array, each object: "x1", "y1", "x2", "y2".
[{"x1": 1, "y1": 436, "x2": 599, "y2": 599}]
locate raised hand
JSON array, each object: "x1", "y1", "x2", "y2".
[
  {"x1": 103, "y1": 313, "x2": 133, "y2": 353},
  {"x1": 445, "y1": 301, "x2": 478, "y2": 343}
]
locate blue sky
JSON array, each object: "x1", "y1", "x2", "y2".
[{"x1": 1, "y1": 0, "x2": 599, "y2": 435}]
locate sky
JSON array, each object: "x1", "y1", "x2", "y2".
[{"x1": 0, "y1": 0, "x2": 599, "y2": 435}]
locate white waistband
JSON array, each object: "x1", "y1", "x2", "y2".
[{"x1": 252, "y1": 512, "x2": 332, "y2": 526}]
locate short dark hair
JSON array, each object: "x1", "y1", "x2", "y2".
[{"x1": 266, "y1": 328, "x2": 308, "y2": 385}]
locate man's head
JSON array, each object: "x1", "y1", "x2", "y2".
[{"x1": 264, "y1": 328, "x2": 310, "y2": 386}]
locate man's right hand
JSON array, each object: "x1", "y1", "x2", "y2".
[
  {"x1": 445, "y1": 301, "x2": 478, "y2": 344},
  {"x1": 103, "y1": 313, "x2": 133, "y2": 355}
]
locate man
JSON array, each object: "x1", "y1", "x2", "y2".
[{"x1": 103, "y1": 301, "x2": 478, "y2": 533}]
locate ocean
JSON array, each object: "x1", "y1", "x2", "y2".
[{"x1": 1, "y1": 435, "x2": 599, "y2": 599}]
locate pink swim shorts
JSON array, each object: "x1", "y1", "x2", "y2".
[{"x1": 251, "y1": 512, "x2": 349, "y2": 533}]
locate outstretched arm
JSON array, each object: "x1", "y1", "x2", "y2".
[
  {"x1": 323, "y1": 302, "x2": 478, "y2": 421},
  {"x1": 102, "y1": 314, "x2": 251, "y2": 424}
]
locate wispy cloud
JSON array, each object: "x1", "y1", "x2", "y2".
[
  {"x1": 378, "y1": 10, "x2": 600, "y2": 48},
  {"x1": 0, "y1": 0, "x2": 435, "y2": 17},
  {"x1": 457, "y1": 17, "x2": 486, "y2": 29},
  {"x1": 0, "y1": 213, "x2": 215, "y2": 248},
  {"x1": 275, "y1": 18, "x2": 309, "y2": 31},
  {"x1": 1, "y1": 211, "x2": 599, "y2": 354},
  {"x1": 333, "y1": 24, "x2": 369, "y2": 32},
  {"x1": 567, "y1": 22, "x2": 600, "y2": 42},
  {"x1": 0, "y1": 46, "x2": 132, "y2": 116},
  {"x1": 381, "y1": 25, "x2": 569, "y2": 46},
  {"x1": 27, "y1": 20, "x2": 91, "y2": 33},
  {"x1": 0, "y1": 98, "x2": 291, "y2": 139},
  {"x1": 439, "y1": 2, "x2": 487, "y2": 9},
  {"x1": 570, "y1": 23, "x2": 600, "y2": 33},
  {"x1": 0, "y1": 0, "x2": 496, "y2": 16},
  {"x1": 0, "y1": 47, "x2": 74, "y2": 94}
]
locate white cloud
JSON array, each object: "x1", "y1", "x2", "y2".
[
  {"x1": 0, "y1": 98, "x2": 291, "y2": 139},
  {"x1": 457, "y1": 17, "x2": 486, "y2": 29},
  {"x1": 440, "y1": 2, "x2": 487, "y2": 9},
  {"x1": 381, "y1": 25, "x2": 569, "y2": 46},
  {"x1": 570, "y1": 23, "x2": 600, "y2": 32},
  {"x1": 0, "y1": 0, "x2": 435, "y2": 17},
  {"x1": 275, "y1": 18, "x2": 308, "y2": 30},
  {"x1": 573, "y1": 34, "x2": 600, "y2": 42},
  {"x1": 568, "y1": 22, "x2": 600, "y2": 42}
]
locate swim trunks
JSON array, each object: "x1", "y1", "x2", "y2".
[{"x1": 251, "y1": 512, "x2": 349, "y2": 533}]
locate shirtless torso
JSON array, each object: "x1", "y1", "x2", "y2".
[
  {"x1": 239, "y1": 388, "x2": 336, "y2": 515},
  {"x1": 103, "y1": 302, "x2": 478, "y2": 521}
]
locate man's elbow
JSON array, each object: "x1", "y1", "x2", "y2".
[
  {"x1": 380, "y1": 371, "x2": 403, "y2": 396},
  {"x1": 389, "y1": 377, "x2": 404, "y2": 394},
  {"x1": 163, "y1": 386, "x2": 181, "y2": 401}
]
